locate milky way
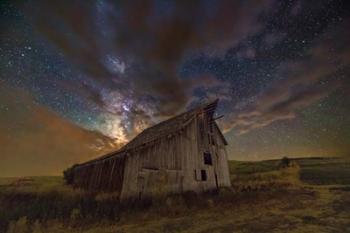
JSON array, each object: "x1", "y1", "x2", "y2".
[{"x1": 0, "y1": 0, "x2": 349, "y2": 176}]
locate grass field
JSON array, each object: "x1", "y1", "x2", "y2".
[{"x1": 1, "y1": 157, "x2": 350, "y2": 233}]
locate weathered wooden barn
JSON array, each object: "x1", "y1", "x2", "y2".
[{"x1": 69, "y1": 100, "x2": 231, "y2": 201}]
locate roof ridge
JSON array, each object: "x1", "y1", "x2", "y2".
[{"x1": 75, "y1": 99, "x2": 219, "y2": 167}]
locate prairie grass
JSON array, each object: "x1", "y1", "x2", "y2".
[
  {"x1": 1, "y1": 157, "x2": 350, "y2": 233},
  {"x1": 230, "y1": 162, "x2": 301, "y2": 192},
  {"x1": 297, "y1": 157, "x2": 350, "y2": 185}
]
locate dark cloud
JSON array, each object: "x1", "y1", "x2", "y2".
[
  {"x1": 222, "y1": 20, "x2": 350, "y2": 134},
  {"x1": 16, "y1": 0, "x2": 279, "y2": 145},
  {"x1": 28, "y1": 0, "x2": 275, "y2": 117},
  {"x1": 226, "y1": 81, "x2": 341, "y2": 135}
]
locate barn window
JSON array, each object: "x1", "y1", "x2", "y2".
[
  {"x1": 201, "y1": 170, "x2": 207, "y2": 181},
  {"x1": 194, "y1": 169, "x2": 208, "y2": 181},
  {"x1": 203, "y1": 152, "x2": 212, "y2": 165}
]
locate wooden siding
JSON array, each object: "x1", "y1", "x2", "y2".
[
  {"x1": 120, "y1": 110, "x2": 231, "y2": 200},
  {"x1": 72, "y1": 155, "x2": 125, "y2": 193},
  {"x1": 120, "y1": 127, "x2": 188, "y2": 200}
]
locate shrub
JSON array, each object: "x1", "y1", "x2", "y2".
[
  {"x1": 279, "y1": 157, "x2": 290, "y2": 168},
  {"x1": 63, "y1": 165, "x2": 76, "y2": 185}
]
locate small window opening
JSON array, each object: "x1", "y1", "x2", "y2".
[
  {"x1": 204, "y1": 152, "x2": 212, "y2": 165},
  {"x1": 201, "y1": 170, "x2": 207, "y2": 181}
]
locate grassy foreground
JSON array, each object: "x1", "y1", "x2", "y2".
[{"x1": 0, "y1": 157, "x2": 350, "y2": 233}]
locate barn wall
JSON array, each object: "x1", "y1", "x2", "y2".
[
  {"x1": 191, "y1": 111, "x2": 223, "y2": 191},
  {"x1": 180, "y1": 116, "x2": 204, "y2": 192},
  {"x1": 72, "y1": 154, "x2": 126, "y2": 193},
  {"x1": 182, "y1": 112, "x2": 217, "y2": 193},
  {"x1": 120, "y1": 111, "x2": 231, "y2": 201},
  {"x1": 120, "y1": 127, "x2": 189, "y2": 200},
  {"x1": 180, "y1": 111, "x2": 231, "y2": 193},
  {"x1": 212, "y1": 124, "x2": 231, "y2": 187}
]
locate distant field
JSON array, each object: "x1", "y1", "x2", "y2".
[
  {"x1": 1, "y1": 156, "x2": 350, "y2": 233},
  {"x1": 1, "y1": 156, "x2": 348, "y2": 193},
  {"x1": 228, "y1": 159, "x2": 280, "y2": 174},
  {"x1": 229, "y1": 157, "x2": 350, "y2": 185},
  {"x1": 296, "y1": 157, "x2": 350, "y2": 185},
  {"x1": 0, "y1": 176, "x2": 67, "y2": 193}
]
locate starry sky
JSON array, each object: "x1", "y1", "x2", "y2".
[{"x1": 0, "y1": 0, "x2": 349, "y2": 176}]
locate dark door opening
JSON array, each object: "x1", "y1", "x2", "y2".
[{"x1": 201, "y1": 170, "x2": 207, "y2": 181}]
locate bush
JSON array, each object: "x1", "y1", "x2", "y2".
[
  {"x1": 279, "y1": 157, "x2": 290, "y2": 168},
  {"x1": 63, "y1": 165, "x2": 76, "y2": 185}
]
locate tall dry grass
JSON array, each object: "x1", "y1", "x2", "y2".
[
  {"x1": 230, "y1": 161, "x2": 301, "y2": 192},
  {"x1": 0, "y1": 162, "x2": 302, "y2": 233}
]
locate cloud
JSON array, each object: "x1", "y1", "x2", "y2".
[
  {"x1": 18, "y1": 0, "x2": 277, "y2": 142},
  {"x1": 222, "y1": 19, "x2": 350, "y2": 134},
  {"x1": 26, "y1": 0, "x2": 275, "y2": 117},
  {"x1": 0, "y1": 84, "x2": 120, "y2": 176}
]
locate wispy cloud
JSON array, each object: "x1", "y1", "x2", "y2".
[
  {"x1": 23, "y1": 0, "x2": 276, "y2": 140},
  {"x1": 221, "y1": 20, "x2": 350, "y2": 134}
]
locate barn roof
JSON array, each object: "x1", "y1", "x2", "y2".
[
  {"x1": 76, "y1": 99, "x2": 225, "y2": 167},
  {"x1": 121, "y1": 99, "x2": 219, "y2": 150}
]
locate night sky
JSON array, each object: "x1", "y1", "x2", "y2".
[{"x1": 1, "y1": 0, "x2": 349, "y2": 176}]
